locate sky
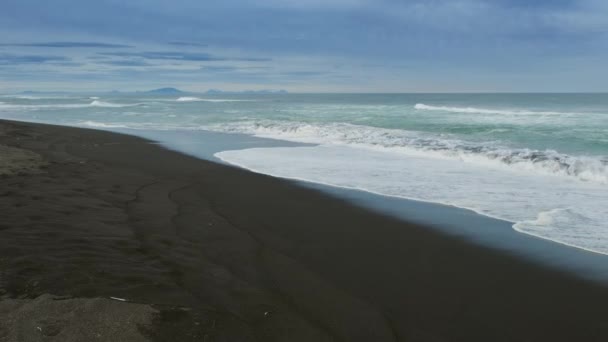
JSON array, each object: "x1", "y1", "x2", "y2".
[{"x1": 0, "y1": 0, "x2": 607, "y2": 93}]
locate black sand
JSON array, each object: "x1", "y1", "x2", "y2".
[{"x1": 1, "y1": 119, "x2": 607, "y2": 341}]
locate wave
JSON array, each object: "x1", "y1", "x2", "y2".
[
  {"x1": 216, "y1": 145, "x2": 608, "y2": 255},
  {"x1": 0, "y1": 100, "x2": 140, "y2": 111},
  {"x1": 89, "y1": 100, "x2": 133, "y2": 107},
  {"x1": 513, "y1": 207, "x2": 608, "y2": 255},
  {"x1": 0, "y1": 103, "x2": 88, "y2": 110},
  {"x1": 15, "y1": 95, "x2": 54, "y2": 100},
  {"x1": 176, "y1": 97, "x2": 251, "y2": 102},
  {"x1": 0, "y1": 95, "x2": 74, "y2": 100},
  {"x1": 77, "y1": 120, "x2": 187, "y2": 130},
  {"x1": 414, "y1": 103, "x2": 577, "y2": 116},
  {"x1": 205, "y1": 120, "x2": 608, "y2": 184},
  {"x1": 176, "y1": 97, "x2": 202, "y2": 102},
  {"x1": 79, "y1": 121, "x2": 130, "y2": 128}
]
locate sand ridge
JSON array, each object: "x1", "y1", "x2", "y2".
[
  {"x1": 0, "y1": 294, "x2": 156, "y2": 341},
  {"x1": 0, "y1": 144, "x2": 46, "y2": 177}
]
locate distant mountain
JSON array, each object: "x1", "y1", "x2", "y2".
[
  {"x1": 143, "y1": 87, "x2": 187, "y2": 95},
  {"x1": 205, "y1": 89, "x2": 288, "y2": 95}
]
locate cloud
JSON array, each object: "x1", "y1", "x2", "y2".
[
  {"x1": 280, "y1": 71, "x2": 328, "y2": 77},
  {"x1": 0, "y1": 41, "x2": 132, "y2": 48},
  {"x1": 86, "y1": 55, "x2": 111, "y2": 60},
  {"x1": 48, "y1": 61, "x2": 84, "y2": 67},
  {"x1": 200, "y1": 65, "x2": 271, "y2": 72},
  {"x1": 0, "y1": 0, "x2": 606, "y2": 91},
  {"x1": 98, "y1": 51, "x2": 222, "y2": 61},
  {"x1": 200, "y1": 66, "x2": 238, "y2": 72},
  {"x1": 254, "y1": 0, "x2": 370, "y2": 10},
  {"x1": 96, "y1": 59, "x2": 152, "y2": 67},
  {"x1": 238, "y1": 57, "x2": 272, "y2": 62},
  {"x1": 168, "y1": 41, "x2": 207, "y2": 47},
  {"x1": 0, "y1": 54, "x2": 70, "y2": 65},
  {"x1": 99, "y1": 51, "x2": 270, "y2": 62}
]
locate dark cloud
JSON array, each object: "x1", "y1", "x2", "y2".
[
  {"x1": 168, "y1": 41, "x2": 207, "y2": 47},
  {"x1": 0, "y1": 42, "x2": 132, "y2": 48},
  {"x1": 492, "y1": 0, "x2": 578, "y2": 9},
  {"x1": 86, "y1": 55, "x2": 111, "y2": 60},
  {"x1": 200, "y1": 66, "x2": 238, "y2": 72},
  {"x1": 49, "y1": 61, "x2": 84, "y2": 67},
  {"x1": 0, "y1": 54, "x2": 70, "y2": 65},
  {"x1": 200, "y1": 65, "x2": 272, "y2": 72},
  {"x1": 96, "y1": 59, "x2": 153, "y2": 67},
  {"x1": 237, "y1": 57, "x2": 272, "y2": 62},
  {"x1": 99, "y1": 51, "x2": 226, "y2": 61},
  {"x1": 98, "y1": 51, "x2": 270, "y2": 62},
  {"x1": 281, "y1": 71, "x2": 328, "y2": 77}
]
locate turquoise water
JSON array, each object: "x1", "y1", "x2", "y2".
[{"x1": 1, "y1": 93, "x2": 607, "y2": 254}]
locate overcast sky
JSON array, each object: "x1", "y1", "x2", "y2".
[{"x1": 1, "y1": 0, "x2": 607, "y2": 92}]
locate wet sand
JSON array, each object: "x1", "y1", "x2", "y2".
[{"x1": 1, "y1": 119, "x2": 607, "y2": 341}]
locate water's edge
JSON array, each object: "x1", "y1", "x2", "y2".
[{"x1": 108, "y1": 127, "x2": 608, "y2": 283}]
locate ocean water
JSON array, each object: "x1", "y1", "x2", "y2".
[{"x1": 1, "y1": 93, "x2": 607, "y2": 255}]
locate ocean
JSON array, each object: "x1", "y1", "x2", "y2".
[{"x1": 1, "y1": 93, "x2": 607, "y2": 255}]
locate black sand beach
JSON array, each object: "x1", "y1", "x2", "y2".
[{"x1": 1, "y1": 119, "x2": 608, "y2": 341}]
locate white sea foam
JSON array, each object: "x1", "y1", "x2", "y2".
[
  {"x1": 216, "y1": 145, "x2": 608, "y2": 255},
  {"x1": 2, "y1": 93, "x2": 607, "y2": 256},
  {"x1": 0, "y1": 100, "x2": 139, "y2": 111},
  {"x1": 14, "y1": 95, "x2": 50, "y2": 100},
  {"x1": 0, "y1": 103, "x2": 89, "y2": 110},
  {"x1": 513, "y1": 208, "x2": 608, "y2": 254},
  {"x1": 176, "y1": 97, "x2": 202, "y2": 102},
  {"x1": 79, "y1": 121, "x2": 130, "y2": 128},
  {"x1": 415, "y1": 103, "x2": 578, "y2": 116},
  {"x1": 205, "y1": 121, "x2": 608, "y2": 184},
  {"x1": 89, "y1": 100, "x2": 131, "y2": 107},
  {"x1": 176, "y1": 97, "x2": 251, "y2": 102},
  {"x1": 0, "y1": 95, "x2": 74, "y2": 100},
  {"x1": 78, "y1": 120, "x2": 188, "y2": 131}
]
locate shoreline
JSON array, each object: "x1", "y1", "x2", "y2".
[
  {"x1": 111, "y1": 126, "x2": 608, "y2": 282},
  {"x1": 1, "y1": 119, "x2": 608, "y2": 341}
]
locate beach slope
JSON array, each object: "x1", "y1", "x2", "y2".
[{"x1": 0, "y1": 119, "x2": 607, "y2": 341}]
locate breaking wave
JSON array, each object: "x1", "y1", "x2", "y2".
[
  {"x1": 0, "y1": 95, "x2": 74, "y2": 100},
  {"x1": 89, "y1": 100, "x2": 133, "y2": 107},
  {"x1": 0, "y1": 100, "x2": 140, "y2": 111},
  {"x1": 414, "y1": 103, "x2": 578, "y2": 116},
  {"x1": 176, "y1": 97, "x2": 202, "y2": 102},
  {"x1": 79, "y1": 121, "x2": 130, "y2": 128},
  {"x1": 176, "y1": 97, "x2": 251, "y2": 102},
  {"x1": 205, "y1": 120, "x2": 608, "y2": 184}
]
